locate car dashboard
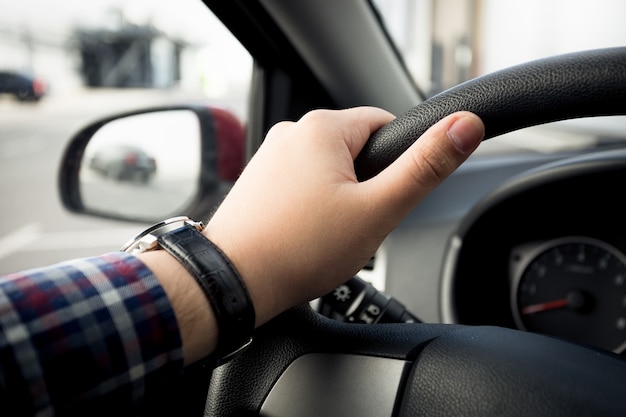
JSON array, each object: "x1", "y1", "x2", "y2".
[{"x1": 372, "y1": 125, "x2": 626, "y2": 356}]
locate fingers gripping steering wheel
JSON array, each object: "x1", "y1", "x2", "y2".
[{"x1": 206, "y1": 48, "x2": 626, "y2": 417}]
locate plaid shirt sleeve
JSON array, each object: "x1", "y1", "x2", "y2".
[{"x1": 0, "y1": 252, "x2": 184, "y2": 416}]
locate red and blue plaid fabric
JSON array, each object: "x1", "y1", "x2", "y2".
[{"x1": 0, "y1": 252, "x2": 183, "y2": 416}]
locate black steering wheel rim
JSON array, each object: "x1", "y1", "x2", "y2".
[
  {"x1": 355, "y1": 46, "x2": 626, "y2": 180},
  {"x1": 204, "y1": 47, "x2": 626, "y2": 417}
]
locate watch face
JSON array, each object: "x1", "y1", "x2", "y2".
[{"x1": 120, "y1": 216, "x2": 203, "y2": 253}]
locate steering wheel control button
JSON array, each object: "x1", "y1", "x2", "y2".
[{"x1": 318, "y1": 276, "x2": 420, "y2": 324}]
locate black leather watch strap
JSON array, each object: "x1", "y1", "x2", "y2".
[{"x1": 158, "y1": 224, "x2": 255, "y2": 364}]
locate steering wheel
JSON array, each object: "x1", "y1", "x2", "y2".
[{"x1": 203, "y1": 47, "x2": 626, "y2": 416}]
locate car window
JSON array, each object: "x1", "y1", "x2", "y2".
[
  {"x1": 0, "y1": 0, "x2": 252, "y2": 272},
  {"x1": 373, "y1": 0, "x2": 626, "y2": 155}
]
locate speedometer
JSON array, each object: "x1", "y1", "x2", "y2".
[{"x1": 510, "y1": 237, "x2": 626, "y2": 353}]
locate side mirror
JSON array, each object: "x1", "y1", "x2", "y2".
[{"x1": 59, "y1": 105, "x2": 245, "y2": 223}]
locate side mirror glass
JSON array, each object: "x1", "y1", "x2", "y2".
[{"x1": 59, "y1": 106, "x2": 245, "y2": 223}]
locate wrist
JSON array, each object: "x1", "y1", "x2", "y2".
[
  {"x1": 124, "y1": 217, "x2": 255, "y2": 366},
  {"x1": 136, "y1": 250, "x2": 217, "y2": 364},
  {"x1": 202, "y1": 226, "x2": 280, "y2": 327}
]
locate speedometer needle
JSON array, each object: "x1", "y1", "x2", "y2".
[{"x1": 521, "y1": 298, "x2": 569, "y2": 315}]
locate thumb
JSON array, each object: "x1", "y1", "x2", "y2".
[{"x1": 365, "y1": 111, "x2": 484, "y2": 223}]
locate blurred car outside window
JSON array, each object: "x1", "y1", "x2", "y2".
[{"x1": 0, "y1": 70, "x2": 47, "y2": 101}]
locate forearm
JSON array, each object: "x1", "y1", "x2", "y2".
[{"x1": 0, "y1": 237, "x2": 267, "y2": 417}]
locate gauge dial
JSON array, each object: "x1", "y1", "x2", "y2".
[{"x1": 511, "y1": 237, "x2": 626, "y2": 353}]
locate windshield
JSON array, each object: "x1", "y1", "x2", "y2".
[{"x1": 373, "y1": 0, "x2": 626, "y2": 155}]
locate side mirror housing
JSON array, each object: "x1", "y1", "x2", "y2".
[{"x1": 58, "y1": 105, "x2": 245, "y2": 223}]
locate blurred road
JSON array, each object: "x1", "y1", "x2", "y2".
[{"x1": 0, "y1": 88, "x2": 239, "y2": 274}]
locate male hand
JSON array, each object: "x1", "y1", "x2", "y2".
[{"x1": 205, "y1": 107, "x2": 484, "y2": 325}]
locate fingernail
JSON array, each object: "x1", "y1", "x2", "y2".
[{"x1": 447, "y1": 115, "x2": 484, "y2": 154}]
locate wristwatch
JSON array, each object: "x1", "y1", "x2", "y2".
[{"x1": 121, "y1": 216, "x2": 255, "y2": 365}]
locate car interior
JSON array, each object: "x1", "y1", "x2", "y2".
[{"x1": 7, "y1": 0, "x2": 626, "y2": 415}]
